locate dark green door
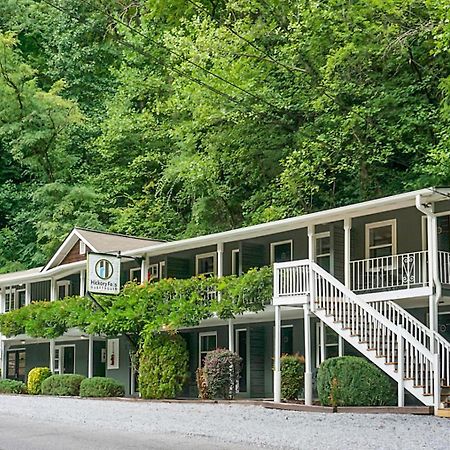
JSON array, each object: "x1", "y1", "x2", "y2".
[
  {"x1": 63, "y1": 347, "x2": 75, "y2": 374},
  {"x1": 7, "y1": 350, "x2": 26, "y2": 382},
  {"x1": 249, "y1": 327, "x2": 266, "y2": 398}
]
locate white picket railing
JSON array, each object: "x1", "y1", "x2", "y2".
[
  {"x1": 350, "y1": 251, "x2": 428, "y2": 292},
  {"x1": 438, "y1": 251, "x2": 450, "y2": 285},
  {"x1": 370, "y1": 300, "x2": 450, "y2": 388},
  {"x1": 274, "y1": 260, "x2": 439, "y2": 407}
]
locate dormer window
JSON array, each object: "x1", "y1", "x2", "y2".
[{"x1": 79, "y1": 241, "x2": 86, "y2": 255}]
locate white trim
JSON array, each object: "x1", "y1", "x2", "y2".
[
  {"x1": 79, "y1": 241, "x2": 86, "y2": 255},
  {"x1": 129, "y1": 267, "x2": 141, "y2": 282},
  {"x1": 54, "y1": 344, "x2": 76, "y2": 374},
  {"x1": 195, "y1": 252, "x2": 217, "y2": 276},
  {"x1": 149, "y1": 263, "x2": 159, "y2": 281},
  {"x1": 235, "y1": 328, "x2": 249, "y2": 393},
  {"x1": 159, "y1": 261, "x2": 166, "y2": 279},
  {"x1": 15, "y1": 288, "x2": 26, "y2": 309},
  {"x1": 56, "y1": 280, "x2": 70, "y2": 299},
  {"x1": 270, "y1": 240, "x2": 293, "y2": 264},
  {"x1": 198, "y1": 331, "x2": 217, "y2": 367},
  {"x1": 365, "y1": 219, "x2": 397, "y2": 259},
  {"x1": 231, "y1": 249, "x2": 240, "y2": 276}
]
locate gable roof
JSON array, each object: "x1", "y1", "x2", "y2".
[{"x1": 42, "y1": 228, "x2": 164, "y2": 272}]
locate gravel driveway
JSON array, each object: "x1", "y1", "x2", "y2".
[{"x1": 0, "y1": 395, "x2": 449, "y2": 449}]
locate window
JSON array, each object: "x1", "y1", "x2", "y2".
[
  {"x1": 270, "y1": 240, "x2": 293, "y2": 264},
  {"x1": 281, "y1": 325, "x2": 293, "y2": 355},
  {"x1": 231, "y1": 249, "x2": 240, "y2": 276},
  {"x1": 196, "y1": 252, "x2": 216, "y2": 276},
  {"x1": 79, "y1": 241, "x2": 86, "y2": 255},
  {"x1": 129, "y1": 267, "x2": 141, "y2": 283},
  {"x1": 5, "y1": 288, "x2": 15, "y2": 312},
  {"x1": 315, "y1": 323, "x2": 339, "y2": 367},
  {"x1": 199, "y1": 332, "x2": 217, "y2": 367},
  {"x1": 7, "y1": 350, "x2": 26, "y2": 381},
  {"x1": 365, "y1": 220, "x2": 396, "y2": 258},
  {"x1": 149, "y1": 263, "x2": 159, "y2": 282},
  {"x1": 315, "y1": 232, "x2": 331, "y2": 272},
  {"x1": 56, "y1": 281, "x2": 70, "y2": 300},
  {"x1": 159, "y1": 261, "x2": 166, "y2": 279},
  {"x1": 16, "y1": 289, "x2": 26, "y2": 309}
]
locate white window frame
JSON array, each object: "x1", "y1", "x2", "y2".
[
  {"x1": 79, "y1": 241, "x2": 86, "y2": 255},
  {"x1": 198, "y1": 331, "x2": 217, "y2": 367},
  {"x1": 129, "y1": 267, "x2": 141, "y2": 282},
  {"x1": 270, "y1": 239, "x2": 293, "y2": 264},
  {"x1": 149, "y1": 263, "x2": 159, "y2": 281},
  {"x1": 365, "y1": 219, "x2": 397, "y2": 259},
  {"x1": 5, "y1": 287, "x2": 16, "y2": 312},
  {"x1": 54, "y1": 344, "x2": 76, "y2": 374},
  {"x1": 231, "y1": 249, "x2": 240, "y2": 276},
  {"x1": 15, "y1": 288, "x2": 26, "y2": 309},
  {"x1": 56, "y1": 280, "x2": 71, "y2": 299},
  {"x1": 159, "y1": 261, "x2": 166, "y2": 279},
  {"x1": 195, "y1": 252, "x2": 217, "y2": 276}
]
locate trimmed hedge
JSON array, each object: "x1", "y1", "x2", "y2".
[
  {"x1": 317, "y1": 356, "x2": 396, "y2": 406},
  {"x1": 80, "y1": 377, "x2": 125, "y2": 398},
  {"x1": 139, "y1": 333, "x2": 189, "y2": 399},
  {"x1": 27, "y1": 367, "x2": 52, "y2": 395},
  {"x1": 281, "y1": 354, "x2": 305, "y2": 401},
  {"x1": 0, "y1": 379, "x2": 27, "y2": 394},
  {"x1": 41, "y1": 374, "x2": 85, "y2": 396}
]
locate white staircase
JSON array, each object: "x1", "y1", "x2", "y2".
[{"x1": 274, "y1": 260, "x2": 448, "y2": 412}]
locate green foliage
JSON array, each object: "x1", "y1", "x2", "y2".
[
  {"x1": 79, "y1": 377, "x2": 125, "y2": 398},
  {"x1": 281, "y1": 354, "x2": 305, "y2": 401},
  {"x1": 203, "y1": 349, "x2": 242, "y2": 400},
  {"x1": 317, "y1": 356, "x2": 396, "y2": 407},
  {"x1": 41, "y1": 374, "x2": 85, "y2": 396},
  {"x1": 138, "y1": 332, "x2": 189, "y2": 399},
  {"x1": 27, "y1": 367, "x2": 52, "y2": 395},
  {"x1": 0, "y1": 379, "x2": 27, "y2": 394}
]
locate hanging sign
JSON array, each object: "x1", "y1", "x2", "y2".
[{"x1": 87, "y1": 252, "x2": 121, "y2": 294}]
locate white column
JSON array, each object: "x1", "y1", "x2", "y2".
[
  {"x1": 338, "y1": 337, "x2": 344, "y2": 357},
  {"x1": 49, "y1": 339, "x2": 55, "y2": 372},
  {"x1": 80, "y1": 270, "x2": 86, "y2": 296},
  {"x1": 140, "y1": 255, "x2": 148, "y2": 284},
  {"x1": 0, "y1": 286, "x2": 5, "y2": 313},
  {"x1": 319, "y1": 321, "x2": 326, "y2": 365},
  {"x1": 274, "y1": 305, "x2": 281, "y2": 403},
  {"x1": 344, "y1": 217, "x2": 352, "y2": 288},
  {"x1": 308, "y1": 225, "x2": 315, "y2": 261},
  {"x1": 228, "y1": 319, "x2": 234, "y2": 352},
  {"x1": 217, "y1": 242, "x2": 224, "y2": 278},
  {"x1": 427, "y1": 215, "x2": 438, "y2": 336},
  {"x1": 50, "y1": 279, "x2": 57, "y2": 301},
  {"x1": 397, "y1": 333, "x2": 404, "y2": 407},
  {"x1": 25, "y1": 283, "x2": 31, "y2": 306},
  {"x1": 88, "y1": 335, "x2": 94, "y2": 378},
  {"x1": 303, "y1": 303, "x2": 313, "y2": 406}
]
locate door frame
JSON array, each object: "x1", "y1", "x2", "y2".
[
  {"x1": 54, "y1": 344, "x2": 76, "y2": 374},
  {"x1": 235, "y1": 328, "x2": 250, "y2": 394},
  {"x1": 6, "y1": 348, "x2": 26, "y2": 381}
]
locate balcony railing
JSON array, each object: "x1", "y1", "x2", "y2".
[
  {"x1": 439, "y1": 251, "x2": 450, "y2": 285},
  {"x1": 350, "y1": 251, "x2": 429, "y2": 293}
]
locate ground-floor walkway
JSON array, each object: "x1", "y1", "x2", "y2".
[{"x1": 0, "y1": 395, "x2": 448, "y2": 450}]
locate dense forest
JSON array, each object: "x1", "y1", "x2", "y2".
[{"x1": 1, "y1": 0, "x2": 450, "y2": 272}]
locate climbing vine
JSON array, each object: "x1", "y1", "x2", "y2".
[{"x1": 0, "y1": 266, "x2": 273, "y2": 341}]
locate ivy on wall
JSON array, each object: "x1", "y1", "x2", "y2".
[{"x1": 0, "y1": 266, "x2": 273, "y2": 341}]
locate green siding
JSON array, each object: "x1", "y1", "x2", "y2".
[
  {"x1": 167, "y1": 256, "x2": 192, "y2": 278},
  {"x1": 240, "y1": 242, "x2": 265, "y2": 274},
  {"x1": 249, "y1": 326, "x2": 266, "y2": 397}
]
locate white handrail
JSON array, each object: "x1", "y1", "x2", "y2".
[
  {"x1": 275, "y1": 259, "x2": 438, "y2": 401},
  {"x1": 371, "y1": 299, "x2": 450, "y2": 388},
  {"x1": 350, "y1": 251, "x2": 428, "y2": 292}
]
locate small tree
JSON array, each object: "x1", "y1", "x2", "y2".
[
  {"x1": 281, "y1": 354, "x2": 305, "y2": 401},
  {"x1": 203, "y1": 348, "x2": 242, "y2": 399}
]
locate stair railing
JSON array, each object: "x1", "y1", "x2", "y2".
[{"x1": 370, "y1": 300, "x2": 450, "y2": 388}]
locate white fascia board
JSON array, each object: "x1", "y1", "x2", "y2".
[
  {"x1": 0, "y1": 261, "x2": 85, "y2": 287},
  {"x1": 124, "y1": 187, "x2": 444, "y2": 258}
]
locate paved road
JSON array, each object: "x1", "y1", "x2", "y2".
[{"x1": 0, "y1": 395, "x2": 449, "y2": 450}]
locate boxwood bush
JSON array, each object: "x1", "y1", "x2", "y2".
[
  {"x1": 41, "y1": 374, "x2": 85, "y2": 396},
  {"x1": 80, "y1": 377, "x2": 125, "y2": 398},
  {"x1": 27, "y1": 367, "x2": 52, "y2": 395},
  {"x1": 139, "y1": 332, "x2": 189, "y2": 399},
  {"x1": 0, "y1": 379, "x2": 27, "y2": 394},
  {"x1": 281, "y1": 354, "x2": 305, "y2": 401},
  {"x1": 203, "y1": 348, "x2": 242, "y2": 399},
  {"x1": 317, "y1": 356, "x2": 396, "y2": 406}
]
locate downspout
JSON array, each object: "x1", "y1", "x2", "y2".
[{"x1": 415, "y1": 195, "x2": 442, "y2": 305}]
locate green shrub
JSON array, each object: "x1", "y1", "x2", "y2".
[
  {"x1": 80, "y1": 377, "x2": 125, "y2": 398},
  {"x1": 203, "y1": 348, "x2": 242, "y2": 399},
  {"x1": 139, "y1": 332, "x2": 189, "y2": 399},
  {"x1": 41, "y1": 374, "x2": 85, "y2": 396},
  {"x1": 0, "y1": 379, "x2": 27, "y2": 394},
  {"x1": 317, "y1": 356, "x2": 396, "y2": 406},
  {"x1": 27, "y1": 367, "x2": 52, "y2": 395},
  {"x1": 281, "y1": 354, "x2": 305, "y2": 401}
]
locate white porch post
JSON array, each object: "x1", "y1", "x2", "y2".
[
  {"x1": 140, "y1": 255, "x2": 148, "y2": 284},
  {"x1": 50, "y1": 278, "x2": 57, "y2": 301},
  {"x1": 274, "y1": 305, "x2": 281, "y2": 403},
  {"x1": 49, "y1": 339, "x2": 55, "y2": 373},
  {"x1": 397, "y1": 333, "x2": 404, "y2": 407},
  {"x1": 80, "y1": 270, "x2": 86, "y2": 296},
  {"x1": 228, "y1": 320, "x2": 234, "y2": 353},
  {"x1": 88, "y1": 335, "x2": 94, "y2": 378},
  {"x1": 303, "y1": 303, "x2": 313, "y2": 406},
  {"x1": 25, "y1": 283, "x2": 31, "y2": 306},
  {"x1": 0, "y1": 285, "x2": 5, "y2": 314},
  {"x1": 341, "y1": 217, "x2": 352, "y2": 356},
  {"x1": 319, "y1": 321, "x2": 326, "y2": 365},
  {"x1": 427, "y1": 215, "x2": 438, "y2": 336}
]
